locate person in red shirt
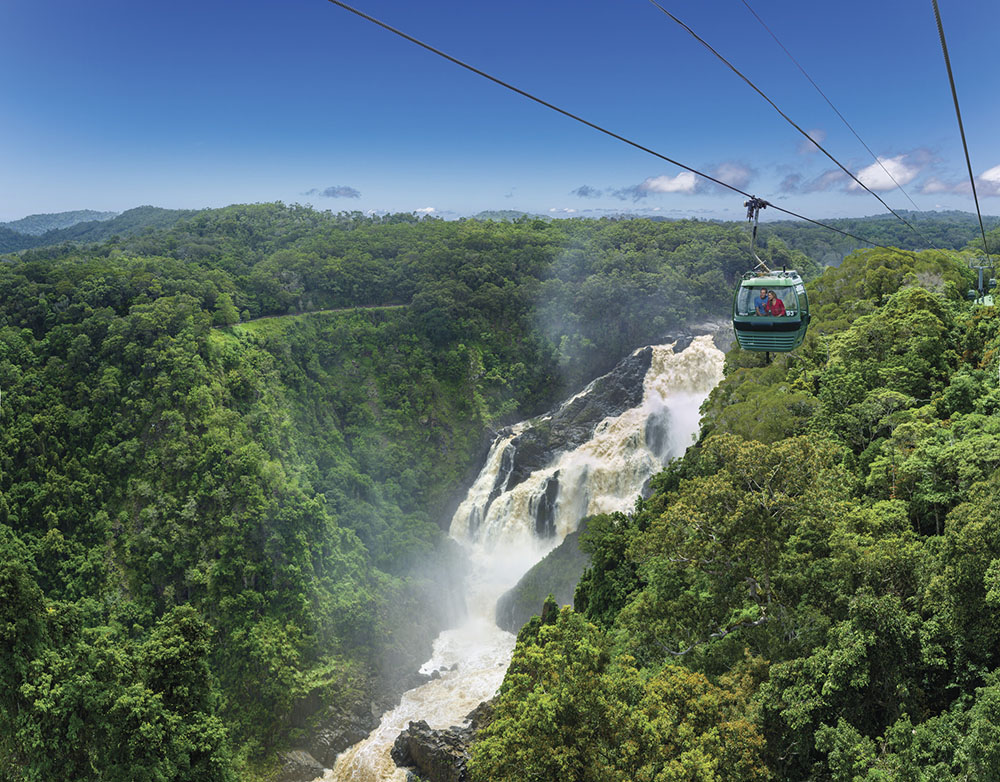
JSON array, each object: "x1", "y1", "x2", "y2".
[{"x1": 766, "y1": 290, "x2": 786, "y2": 316}]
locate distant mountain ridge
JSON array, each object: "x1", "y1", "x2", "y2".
[
  {"x1": 471, "y1": 209, "x2": 549, "y2": 222},
  {"x1": 0, "y1": 206, "x2": 196, "y2": 253},
  {"x1": 2, "y1": 204, "x2": 996, "y2": 262},
  {"x1": 1, "y1": 210, "x2": 118, "y2": 236}
]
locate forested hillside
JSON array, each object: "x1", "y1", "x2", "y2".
[
  {"x1": 0, "y1": 203, "x2": 800, "y2": 778},
  {"x1": 470, "y1": 242, "x2": 1000, "y2": 781},
  {"x1": 3, "y1": 203, "x2": 995, "y2": 264},
  {"x1": 765, "y1": 210, "x2": 1000, "y2": 267}
]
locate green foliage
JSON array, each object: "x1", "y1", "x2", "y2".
[
  {"x1": 574, "y1": 512, "x2": 642, "y2": 630},
  {"x1": 6, "y1": 204, "x2": 802, "y2": 776},
  {"x1": 4, "y1": 205, "x2": 999, "y2": 780},
  {"x1": 497, "y1": 246, "x2": 1000, "y2": 781},
  {"x1": 766, "y1": 210, "x2": 1000, "y2": 266},
  {"x1": 1, "y1": 599, "x2": 235, "y2": 782},
  {"x1": 470, "y1": 606, "x2": 769, "y2": 782}
]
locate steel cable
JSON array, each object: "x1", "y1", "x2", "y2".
[
  {"x1": 740, "y1": 0, "x2": 922, "y2": 213},
  {"x1": 931, "y1": 0, "x2": 991, "y2": 258},
  {"x1": 324, "y1": 0, "x2": 912, "y2": 255},
  {"x1": 645, "y1": 0, "x2": 930, "y2": 246}
]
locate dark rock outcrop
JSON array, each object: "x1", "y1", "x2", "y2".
[
  {"x1": 500, "y1": 346, "x2": 654, "y2": 494},
  {"x1": 306, "y1": 701, "x2": 380, "y2": 768},
  {"x1": 299, "y1": 668, "x2": 437, "y2": 769},
  {"x1": 391, "y1": 720, "x2": 470, "y2": 782},
  {"x1": 644, "y1": 406, "x2": 672, "y2": 462},
  {"x1": 276, "y1": 749, "x2": 325, "y2": 782},
  {"x1": 391, "y1": 703, "x2": 495, "y2": 782},
  {"x1": 532, "y1": 471, "x2": 560, "y2": 537}
]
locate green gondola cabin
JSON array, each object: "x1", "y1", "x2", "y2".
[{"x1": 732, "y1": 270, "x2": 810, "y2": 352}]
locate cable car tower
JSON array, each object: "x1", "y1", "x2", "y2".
[{"x1": 968, "y1": 257, "x2": 997, "y2": 307}]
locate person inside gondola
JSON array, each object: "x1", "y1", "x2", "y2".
[
  {"x1": 766, "y1": 289, "x2": 786, "y2": 316},
  {"x1": 755, "y1": 288, "x2": 768, "y2": 315}
]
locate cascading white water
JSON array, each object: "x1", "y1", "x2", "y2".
[{"x1": 319, "y1": 336, "x2": 724, "y2": 782}]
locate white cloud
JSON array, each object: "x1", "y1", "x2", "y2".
[
  {"x1": 981, "y1": 164, "x2": 1000, "y2": 183},
  {"x1": 615, "y1": 162, "x2": 750, "y2": 201},
  {"x1": 810, "y1": 170, "x2": 847, "y2": 192},
  {"x1": 798, "y1": 129, "x2": 826, "y2": 154},
  {"x1": 571, "y1": 185, "x2": 603, "y2": 198},
  {"x1": 414, "y1": 207, "x2": 436, "y2": 214},
  {"x1": 919, "y1": 178, "x2": 951, "y2": 194},
  {"x1": 849, "y1": 154, "x2": 921, "y2": 192},
  {"x1": 549, "y1": 207, "x2": 578, "y2": 214},
  {"x1": 919, "y1": 177, "x2": 974, "y2": 196},
  {"x1": 787, "y1": 169, "x2": 846, "y2": 193},
  {"x1": 303, "y1": 185, "x2": 361, "y2": 198},
  {"x1": 639, "y1": 171, "x2": 698, "y2": 194},
  {"x1": 980, "y1": 164, "x2": 1000, "y2": 196},
  {"x1": 916, "y1": 165, "x2": 1000, "y2": 197},
  {"x1": 712, "y1": 162, "x2": 753, "y2": 190}
]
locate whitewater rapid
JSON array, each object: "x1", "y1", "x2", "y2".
[{"x1": 319, "y1": 335, "x2": 724, "y2": 782}]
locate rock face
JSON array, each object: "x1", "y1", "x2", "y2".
[
  {"x1": 391, "y1": 703, "x2": 495, "y2": 782},
  {"x1": 494, "y1": 518, "x2": 591, "y2": 633},
  {"x1": 463, "y1": 334, "x2": 713, "y2": 542},
  {"x1": 498, "y1": 346, "x2": 655, "y2": 500},
  {"x1": 467, "y1": 345, "x2": 660, "y2": 540},
  {"x1": 306, "y1": 702, "x2": 381, "y2": 768},
  {"x1": 276, "y1": 749, "x2": 326, "y2": 782}
]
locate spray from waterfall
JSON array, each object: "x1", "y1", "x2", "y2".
[{"x1": 321, "y1": 336, "x2": 724, "y2": 782}]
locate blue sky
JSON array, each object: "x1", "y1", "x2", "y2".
[{"x1": 2, "y1": 0, "x2": 999, "y2": 223}]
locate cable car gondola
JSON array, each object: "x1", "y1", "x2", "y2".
[
  {"x1": 733, "y1": 269, "x2": 810, "y2": 352},
  {"x1": 732, "y1": 198, "x2": 810, "y2": 353}
]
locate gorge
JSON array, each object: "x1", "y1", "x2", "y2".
[{"x1": 320, "y1": 335, "x2": 725, "y2": 781}]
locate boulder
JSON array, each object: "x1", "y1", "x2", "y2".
[
  {"x1": 390, "y1": 702, "x2": 494, "y2": 782},
  {"x1": 391, "y1": 720, "x2": 470, "y2": 782}
]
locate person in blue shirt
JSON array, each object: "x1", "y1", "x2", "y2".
[{"x1": 754, "y1": 288, "x2": 768, "y2": 315}]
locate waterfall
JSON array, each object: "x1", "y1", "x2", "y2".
[{"x1": 319, "y1": 335, "x2": 724, "y2": 782}]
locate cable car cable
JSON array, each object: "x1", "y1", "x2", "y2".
[
  {"x1": 323, "y1": 0, "x2": 911, "y2": 255},
  {"x1": 745, "y1": 196, "x2": 770, "y2": 273},
  {"x1": 645, "y1": 0, "x2": 930, "y2": 246},
  {"x1": 739, "y1": 0, "x2": 922, "y2": 213},
  {"x1": 930, "y1": 0, "x2": 991, "y2": 258}
]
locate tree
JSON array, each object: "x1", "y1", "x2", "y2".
[
  {"x1": 213, "y1": 293, "x2": 240, "y2": 326},
  {"x1": 470, "y1": 603, "x2": 769, "y2": 782}
]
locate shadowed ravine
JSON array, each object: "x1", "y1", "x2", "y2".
[{"x1": 319, "y1": 335, "x2": 724, "y2": 782}]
